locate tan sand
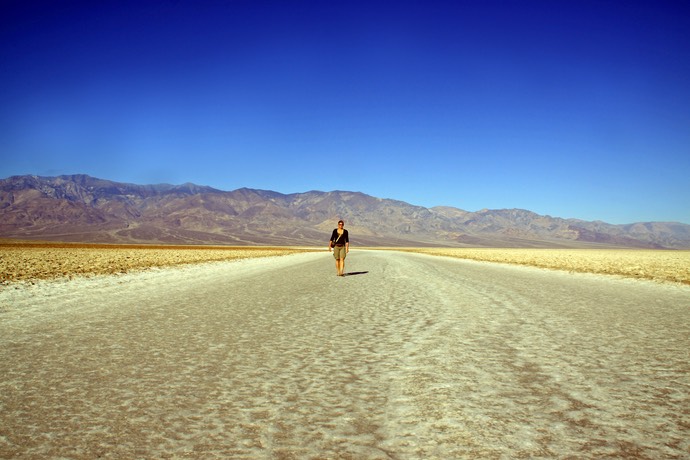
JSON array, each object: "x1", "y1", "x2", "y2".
[
  {"x1": 3, "y1": 240, "x2": 688, "y2": 286},
  {"x1": 0, "y1": 240, "x2": 317, "y2": 283},
  {"x1": 392, "y1": 248, "x2": 690, "y2": 285}
]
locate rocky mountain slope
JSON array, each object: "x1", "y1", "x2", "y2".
[{"x1": 1, "y1": 174, "x2": 689, "y2": 248}]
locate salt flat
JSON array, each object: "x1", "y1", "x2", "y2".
[{"x1": 1, "y1": 250, "x2": 688, "y2": 459}]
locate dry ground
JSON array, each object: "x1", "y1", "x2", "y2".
[
  {"x1": 393, "y1": 247, "x2": 690, "y2": 285},
  {"x1": 0, "y1": 240, "x2": 317, "y2": 283},
  {"x1": 2, "y1": 251, "x2": 688, "y2": 458},
  {"x1": 2, "y1": 240, "x2": 689, "y2": 285}
]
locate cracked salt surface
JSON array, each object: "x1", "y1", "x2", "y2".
[{"x1": 1, "y1": 251, "x2": 689, "y2": 459}]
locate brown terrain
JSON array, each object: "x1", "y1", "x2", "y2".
[
  {"x1": 2, "y1": 239, "x2": 688, "y2": 285},
  {"x1": 396, "y1": 247, "x2": 690, "y2": 285},
  {"x1": 2, "y1": 174, "x2": 690, "y2": 249},
  {"x1": 0, "y1": 239, "x2": 316, "y2": 283}
]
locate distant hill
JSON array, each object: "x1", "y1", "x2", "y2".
[{"x1": 1, "y1": 174, "x2": 689, "y2": 248}]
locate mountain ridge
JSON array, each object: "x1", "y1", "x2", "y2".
[{"x1": 1, "y1": 174, "x2": 689, "y2": 249}]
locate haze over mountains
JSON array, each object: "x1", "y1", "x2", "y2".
[{"x1": 1, "y1": 174, "x2": 689, "y2": 249}]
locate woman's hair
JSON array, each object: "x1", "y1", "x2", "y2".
[{"x1": 338, "y1": 220, "x2": 344, "y2": 225}]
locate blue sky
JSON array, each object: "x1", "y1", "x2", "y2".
[{"x1": 2, "y1": 0, "x2": 689, "y2": 224}]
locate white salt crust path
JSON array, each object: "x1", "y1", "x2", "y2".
[{"x1": 1, "y1": 250, "x2": 689, "y2": 459}]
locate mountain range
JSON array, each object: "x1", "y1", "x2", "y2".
[{"x1": 1, "y1": 174, "x2": 689, "y2": 249}]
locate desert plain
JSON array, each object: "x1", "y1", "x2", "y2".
[
  {"x1": 396, "y1": 247, "x2": 690, "y2": 285},
  {"x1": 1, "y1": 247, "x2": 689, "y2": 458},
  {"x1": 0, "y1": 240, "x2": 316, "y2": 283},
  {"x1": 1, "y1": 239, "x2": 688, "y2": 285},
  {"x1": 2, "y1": 240, "x2": 690, "y2": 458}
]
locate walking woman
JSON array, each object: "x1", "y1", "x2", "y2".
[{"x1": 329, "y1": 220, "x2": 349, "y2": 276}]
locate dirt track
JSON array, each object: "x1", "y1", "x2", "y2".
[{"x1": 1, "y1": 251, "x2": 688, "y2": 458}]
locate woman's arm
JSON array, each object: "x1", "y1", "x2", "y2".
[{"x1": 328, "y1": 229, "x2": 336, "y2": 251}]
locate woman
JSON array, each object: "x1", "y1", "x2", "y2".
[{"x1": 329, "y1": 220, "x2": 349, "y2": 276}]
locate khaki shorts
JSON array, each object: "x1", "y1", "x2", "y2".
[{"x1": 332, "y1": 245, "x2": 347, "y2": 259}]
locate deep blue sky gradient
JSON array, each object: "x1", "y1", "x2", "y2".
[{"x1": 2, "y1": 0, "x2": 689, "y2": 224}]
